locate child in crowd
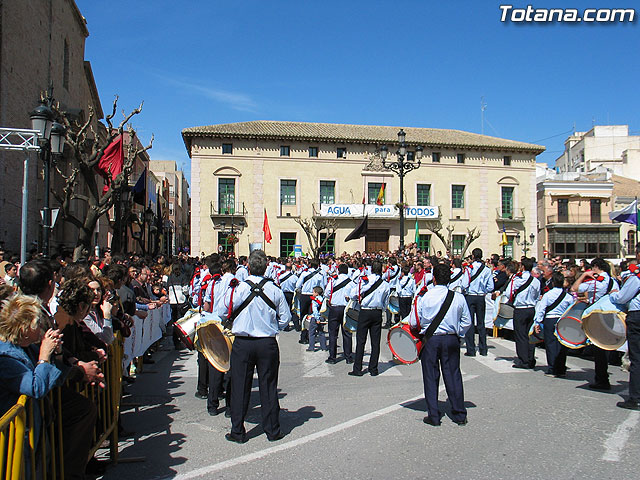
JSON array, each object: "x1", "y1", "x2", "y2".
[{"x1": 307, "y1": 286, "x2": 327, "y2": 352}]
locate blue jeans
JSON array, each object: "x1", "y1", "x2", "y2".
[{"x1": 308, "y1": 317, "x2": 327, "y2": 351}]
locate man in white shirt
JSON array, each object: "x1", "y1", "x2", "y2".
[{"x1": 509, "y1": 257, "x2": 541, "y2": 369}]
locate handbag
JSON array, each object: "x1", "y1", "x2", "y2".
[{"x1": 171, "y1": 284, "x2": 191, "y2": 318}]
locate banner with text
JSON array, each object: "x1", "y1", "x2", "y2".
[{"x1": 319, "y1": 204, "x2": 439, "y2": 219}]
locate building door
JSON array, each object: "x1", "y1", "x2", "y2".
[{"x1": 365, "y1": 229, "x2": 389, "y2": 252}]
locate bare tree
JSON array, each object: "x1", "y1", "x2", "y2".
[
  {"x1": 52, "y1": 96, "x2": 153, "y2": 260},
  {"x1": 423, "y1": 217, "x2": 481, "y2": 257},
  {"x1": 294, "y1": 217, "x2": 338, "y2": 259}
]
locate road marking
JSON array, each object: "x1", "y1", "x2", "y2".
[
  {"x1": 489, "y1": 337, "x2": 587, "y2": 372},
  {"x1": 602, "y1": 411, "x2": 640, "y2": 462},
  {"x1": 472, "y1": 351, "x2": 523, "y2": 374},
  {"x1": 169, "y1": 374, "x2": 478, "y2": 479},
  {"x1": 302, "y1": 345, "x2": 333, "y2": 377}
]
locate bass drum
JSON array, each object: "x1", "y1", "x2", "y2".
[
  {"x1": 319, "y1": 297, "x2": 330, "y2": 320},
  {"x1": 194, "y1": 319, "x2": 234, "y2": 372},
  {"x1": 581, "y1": 295, "x2": 627, "y2": 350},
  {"x1": 387, "y1": 324, "x2": 423, "y2": 364},
  {"x1": 493, "y1": 295, "x2": 514, "y2": 328},
  {"x1": 528, "y1": 322, "x2": 544, "y2": 344},
  {"x1": 555, "y1": 301, "x2": 589, "y2": 349},
  {"x1": 343, "y1": 299, "x2": 360, "y2": 333},
  {"x1": 174, "y1": 309, "x2": 201, "y2": 350},
  {"x1": 291, "y1": 290, "x2": 301, "y2": 316}
]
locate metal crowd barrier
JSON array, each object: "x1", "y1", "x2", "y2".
[{"x1": 0, "y1": 334, "x2": 124, "y2": 480}]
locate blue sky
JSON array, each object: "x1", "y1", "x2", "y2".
[{"x1": 77, "y1": 0, "x2": 639, "y2": 186}]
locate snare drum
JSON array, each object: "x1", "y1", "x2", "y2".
[
  {"x1": 493, "y1": 295, "x2": 514, "y2": 328},
  {"x1": 387, "y1": 324, "x2": 423, "y2": 364},
  {"x1": 555, "y1": 301, "x2": 589, "y2": 349},
  {"x1": 581, "y1": 295, "x2": 627, "y2": 350},
  {"x1": 174, "y1": 309, "x2": 201, "y2": 350},
  {"x1": 194, "y1": 320, "x2": 234, "y2": 372},
  {"x1": 343, "y1": 299, "x2": 360, "y2": 333},
  {"x1": 388, "y1": 293, "x2": 400, "y2": 314}
]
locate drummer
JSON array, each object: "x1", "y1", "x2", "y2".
[
  {"x1": 448, "y1": 258, "x2": 465, "y2": 292},
  {"x1": 609, "y1": 264, "x2": 640, "y2": 410},
  {"x1": 410, "y1": 263, "x2": 471, "y2": 426},
  {"x1": 277, "y1": 263, "x2": 299, "y2": 332},
  {"x1": 571, "y1": 257, "x2": 619, "y2": 391},
  {"x1": 462, "y1": 248, "x2": 494, "y2": 357},
  {"x1": 325, "y1": 264, "x2": 354, "y2": 364},
  {"x1": 509, "y1": 257, "x2": 540, "y2": 369},
  {"x1": 396, "y1": 266, "x2": 415, "y2": 320},
  {"x1": 533, "y1": 272, "x2": 573, "y2": 377}
]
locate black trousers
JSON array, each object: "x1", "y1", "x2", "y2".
[
  {"x1": 593, "y1": 346, "x2": 610, "y2": 386},
  {"x1": 513, "y1": 307, "x2": 536, "y2": 367},
  {"x1": 230, "y1": 336, "x2": 281, "y2": 439},
  {"x1": 542, "y1": 317, "x2": 566, "y2": 374},
  {"x1": 464, "y1": 294, "x2": 487, "y2": 355},
  {"x1": 207, "y1": 363, "x2": 231, "y2": 412},
  {"x1": 197, "y1": 351, "x2": 209, "y2": 395},
  {"x1": 420, "y1": 334, "x2": 466, "y2": 423},
  {"x1": 399, "y1": 297, "x2": 412, "y2": 320},
  {"x1": 627, "y1": 311, "x2": 640, "y2": 402},
  {"x1": 60, "y1": 386, "x2": 97, "y2": 480},
  {"x1": 353, "y1": 309, "x2": 383, "y2": 374},
  {"x1": 283, "y1": 291, "x2": 300, "y2": 330},
  {"x1": 328, "y1": 305, "x2": 353, "y2": 361},
  {"x1": 299, "y1": 294, "x2": 312, "y2": 342}
]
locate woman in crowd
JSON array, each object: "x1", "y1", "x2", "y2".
[{"x1": 82, "y1": 276, "x2": 116, "y2": 345}]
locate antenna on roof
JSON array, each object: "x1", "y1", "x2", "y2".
[{"x1": 480, "y1": 96, "x2": 487, "y2": 135}]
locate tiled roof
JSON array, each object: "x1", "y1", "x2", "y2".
[
  {"x1": 613, "y1": 174, "x2": 640, "y2": 198},
  {"x1": 182, "y1": 120, "x2": 545, "y2": 154}
]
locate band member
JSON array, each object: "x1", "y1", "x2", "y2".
[
  {"x1": 325, "y1": 264, "x2": 354, "y2": 364},
  {"x1": 448, "y1": 258, "x2": 465, "y2": 292},
  {"x1": 295, "y1": 259, "x2": 326, "y2": 344},
  {"x1": 307, "y1": 286, "x2": 327, "y2": 352},
  {"x1": 217, "y1": 250, "x2": 291, "y2": 443},
  {"x1": 396, "y1": 266, "x2": 415, "y2": 319},
  {"x1": 410, "y1": 263, "x2": 471, "y2": 426},
  {"x1": 533, "y1": 272, "x2": 573, "y2": 376},
  {"x1": 509, "y1": 257, "x2": 541, "y2": 369},
  {"x1": 347, "y1": 261, "x2": 390, "y2": 377},
  {"x1": 235, "y1": 256, "x2": 249, "y2": 282},
  {"x1": 610, "y1": 264, "x2": 640, "y2": 410},
  {"x1": 571, "y1": 257, "x2": 618, "y2": 390},
  {"x1": 277, "y1": 263, "x2": 299, "y2": 331},
  {"x1": 462, "y1": 248, "x2": 494, "y2": 357}
]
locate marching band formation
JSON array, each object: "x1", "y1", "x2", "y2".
[{"x1": 178, "y1": 247, "x2": 640, "y2": 441}]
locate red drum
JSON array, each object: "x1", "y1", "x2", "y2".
[{"x1": 387, "y1": 324, "x2": 424, "y2": 364}]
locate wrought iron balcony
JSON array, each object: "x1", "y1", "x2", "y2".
[
  {"x1": 495, "y1": 207, "x2": 525, "y2": 222},
  {"x1": 210, "y1": 201, "x2": 247, "y2": 217},
  {"x1": 546, "y1": 213, "x2": 609, "y2": 224}
]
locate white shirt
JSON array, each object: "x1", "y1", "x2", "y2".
[
  {"x1": 534, "y1": 288, "x2": 574, "y2": 325},
  {"x1": 463, "y1": 261, "x2": 494, "y2": 295},
  {"x1": 508, "y1": 271, "x2": 541, "y2": 308},
  {"x1": 295, "y1": 268, "x2": 326, "y2": 294},
  {"x1": 577, "y1": 272, "x2": 618, "y2": 304},
  {"x1": 448, "y1": 267, "x2": 465, "y2": 291},
  {"x1": 326, "y1": 274, "x2": 353, "y2": 307},
  {"x1": 409, "y1": 285, "x2": 471, "y2": 337},
  {"x1": 277, "y1": 271, "x2": 298, "y2": 293},
  {"x1": 235, "y1": 265, "x2": 249, "y2": 282},
  {"x1": 397, "y1": 274, "x2": 415, "y2": 298},
  {"x1": 347, "y1": 273, "x2": 390, "y2": 309}
]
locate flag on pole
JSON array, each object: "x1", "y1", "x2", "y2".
[
  {"x1": 499, "y1": 224, "x2": 508, "y2": 246},
  {"x1": 415, "y1": 218, "x2": 420, "y2": 244},
  {"x1": 263, "y1": 209, "x2": 272, "y2": 244},
  {"x1": 345, "y1": 215, "x2": 368, "y2": 241},
  {"x1": 132, "y1": 169, "x2": 147, "y2": 205},
  {"x1": 609, "y1": 199, "x2": 639, "y2": 226},
  {"x1": 376, "y1": 183, "x2": 386, "y2": 206},
  {"x1": 96, "y1": 135, "x2": 124, "y2": 193}
]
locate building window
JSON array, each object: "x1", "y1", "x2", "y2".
[
  {"x1": 417, "y1": 184, "x2": 431, "y2": 206},
  {"x1": 407, "y1": 151, "x2": 415, "y2": 161},
  {"x1": 503, "y1": 155, "x2": 512, "y2": 166},
  {"x1": 63, "y1": 39, "x2": 69, "y2": 90},
  {"x1": 222, "y1": 143, "x2": 233, "y2": 154},
  {"x1": 501, "y1": 187, "x2": 514, "y2": 219},
  {"x1": 280, "y1": 179, "x2": 296, "y2": 205},
  {"x1": 319, "y1": 180, "x2": 335, "y2": 205},
  {"x1": 557, "y1": 198, "x2": 568, "y2": 223},
  {"x1": 218, "y1": 232, "x2": 234, "y2": 253},
  {"x1": 628, "y1": 231, "x2": 636, "y2": 254},
  {"x1": 457, "y1": 153, "x2": 465, "y2": 164},
  {"x1": 368, "y1": 183, "x2": 385, "y2": 205},
  {"x1": 552, "y1": 228, "x2": 618, "y2": 260},
  {"x1": 280, "y1": 232, "x2": 296, "y2": 257},
  {"x1": 169, "y1": 203, "x2": 174, "y2": 215},
  {"x1": 451, "y1": 185, "x2": 465, "y2": 209},
  {"x1": 504, "y1": 236, "x2": 514, "y2": 258},
  {"x1": 452, "y1": 235, "x2": 465, "y2": 256},
  {"x1": 169, "y1": 186, "x2": 175, "y2": 196},
  {"x1": 309, "y1": 146, "x2": 318, "y2": 157},
  {"x1": 280, "y1": 146, "x2": 290, "y2": 157},
  {"x1": 591, "y1": 199, "x2": 602, "y2": 223},
  {"x1": 418, "y1": 234, "x2": 431, "y2": 252},
  {"x1": 337, "y1": 147, "x2": 347, "y2": 158},
  {"x1": 432, "y1": 152, "x2": 441, "y2": 163},
  {"x1": 218, "y1": 178, "x2": 235, "y2": 214},
  {"x1": 319, "y1": 232, "x2": 335, "y2": 254}
]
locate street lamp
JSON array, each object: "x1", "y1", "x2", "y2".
[
  {"x1": 30, "y1": 96, "x2": 65, "y2": 258},
  {"x1": 144, "y1": 204, "x2": 154, "y2": 255},
  {"x1": 380, "y1": 129, "x2": 424, "y2": 250},
  {"x1": 515, "y1": 231, "x2": 535, "y2": 257}
]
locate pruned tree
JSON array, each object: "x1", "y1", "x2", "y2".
[
  {"x1": 423, "y1": 217, "x2": 481, "y2": 257},
  {"x1": 294, "y1": 217, "x2": 338, "y2": 259},
  {"x1": 52, "y1": 95, "x2": 153, "y2": 260}
]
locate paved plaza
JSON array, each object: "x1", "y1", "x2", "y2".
[{"x1": 102, "y1": 331, "x2": 639, "y2": 480}]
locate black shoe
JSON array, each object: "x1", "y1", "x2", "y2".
[
  {"x1": 85, "y1": 457, "x2": 108, "y2": 475},
  {"x1": 616, "y1": 400, "x2": 640, "y2": 411},
  {"x1": 225, "y1": 409, "x2": 231, "y2": 418},
  {"x1": 348, "y1": 370, "x2": 366, "y2": 377},
  {"x1": 588, "y1": 383, "x2": 611, "y2": 391},
  {"x1": 512, "y1": 363, "x2": 531, "y2": 369},
  {"x1": 464, "y1": 352, "x2": 476, "y2": 357},
  {"x1": 208, "y1": 409, "x2": 220, "y2": 416},
  {"x1": 423, "y1": 416, "x2": 441, "y2": 426},
  {"x1": 554, "y1": 372, "x2": 567, "y2": 378},
  {"x1": 345, "y1": 358, "x2": 354, "y2": 364},
  {"x1": 479, "y1": 352, "x2": 488, "y2": 357},
  {"x1": 298, "y1": 339, "x2": 306, "y2": 344},
  {"x1": 369, "y1": 370, "x2": 379, "y2": 377},
  {"x1": 267, "y1": 431, "x2": 286, "y2": 442},
  {"x1": 454, "y1": 418, "x2": 468, "y2": 426},
  {"x1": 325, "y1": 358, "x2": 337, "y2": 364},
  {"x1": 225, "y1": 432, "x2": 247, "y2": 444},
  {"x1": 195, "y1": 392, "x2": 208, "y2": 399}
]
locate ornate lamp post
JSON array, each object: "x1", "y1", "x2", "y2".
[
  {"x1": 144, "y1": 203, "x2": 154, "y2": 255},
  {"x1": 515, "y1": 231, "x2": 535, "y2": 257},
  {"x1": 380, "y1": 129, "x2": 423, "y2": 250},
  {"x1": 30, "y1": 94, "x2": 66, "y2": 258}
]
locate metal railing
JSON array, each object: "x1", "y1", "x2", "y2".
[
  {"x1": 495, "y1": 207, "x2": 525, "y2": 222},
  {"x1": 210, "y1": 201, "x2": 247, "y2": 216},
  {"x1": 0, "y1": 396, "x2": 27, "y2": 479},
  {"x1": 546, "y1": 213, "x2": 608, "y2": 224}
]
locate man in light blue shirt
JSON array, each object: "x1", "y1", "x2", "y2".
[
  {"x1": 396, "y1": 266, "x2": 415, "y2": 319},
  {"x1": 217, "y1": 250, "x2": 291, "y2": 443},
  {"x1": 509, "y1": 257, "x2": 541, "y2": 369},
  {"x1": 295, "y1": 259, "x2": 326, "y2": 344},
  {"x1": 410, "y1": 262, "x2": 471, "y2": 426},
  {"x1": 277, "y1": 263, "x2": 299, "y2": 331},
  {"x1": 462, "y1": 248, "x2": 494, "y2": 357},
  {"x1": 325, "y1": 264, "x2": 354, "y2": 364}
]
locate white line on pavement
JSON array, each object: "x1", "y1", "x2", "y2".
[
  {"x1": 473, "y1": 351, "x2": 522, "y2": 374},
  {"x1": 169, "y1": 374, "x2": 478, "y2": 479},
  {"x1": 302, "y1": 345, "x2": 333, "y2": 377},
  {"x1": 602, "y1": 411, "x2": 640, "y2": 462}
]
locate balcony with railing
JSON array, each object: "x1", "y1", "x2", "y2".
[
  {"x1": 546, "y1": 213, "x2": 610, "y2": 225},
  {"x1": 495, "y1": 207, "x2": 525, "y2": 222},
  {"x1": 210, "y1": 201, "x2": 247, "y2": 216}
]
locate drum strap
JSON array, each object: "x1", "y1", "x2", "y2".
[
  {"x1": 412, "y1": 290, "x2": 455, "y2": 341},
  {"x1": 545, "y1": 290, "x2": 568, "y2": 315},
  {"x1": 468, "y1": 264, "x2": 485, "y2": 285},
  {"x1": 387, "y1": 267, "x2": 400, "y2": 282},
  {"x1": 400, "y1": 276, "x2": 411, "y2": 291},
  {"x1": 301, "y1": 269, "x2": 320, "y2": 286},
  {"x1": 606, "y1": 277, "x2": 614, "y2": 294},
  {"x1": 360, "y1": 277, "x2": 384, "y2": 303},
  {"x1": 329, "y1": 278, "x2": 351, "y2": 304},
  {"x1": 279, "y1": 272, "x2": 293, "y2": 285},
  {"x1": 228, "y1": 279, "x2": 277, "y2": 323},
  {"x1": 511, "y1": 275, "x2": 534, "y2": 302},
  {"x1": 450, "y1": 269, "x2": 464, "y2": 283}
]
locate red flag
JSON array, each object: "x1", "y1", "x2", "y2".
[
  {"x1": 96, "y1": 135, "x2": 124, "y2": 193},
  {"x1": 376, "y1": 183, "x2": 385, "y2": 206},
  {"x1": 263, "y1": 209, "x2": 272, "y2": 244}
]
